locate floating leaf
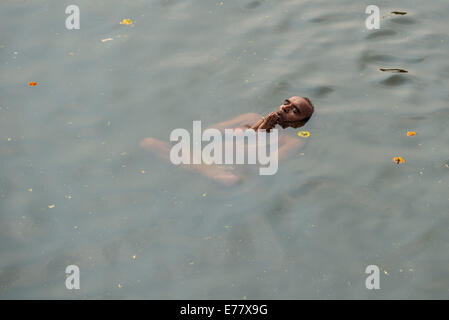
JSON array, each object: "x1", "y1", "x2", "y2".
[
  {"x1": 391, "y1": 11, "x2": 407, "y2": 15},
  {"x1": 379, "y1": 68, "x2": 408, "y2": 73}
]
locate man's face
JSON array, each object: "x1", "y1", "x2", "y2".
[{"x1": 276, "y1": 96, "x2": 313, "y2": 127}]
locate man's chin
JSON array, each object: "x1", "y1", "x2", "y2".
[
  {"x1": 278, "y1": 121, "x2": 289, "y2": 129},
  {"x1": 276, "y1": 113, "x2": 286, "y2": 128}
]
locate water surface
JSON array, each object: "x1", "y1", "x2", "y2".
[{"x1": 1, "y1": 0, "x2": 449, "y2": 299}]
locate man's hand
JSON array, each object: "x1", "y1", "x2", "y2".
[{"x1": 252, "y1": 112, "x2": 280, "y2": 132}]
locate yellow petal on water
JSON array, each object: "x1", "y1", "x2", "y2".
[
  {"x1": 407, "y1": 131, "x2": 416, "y2": 136},
  {"x1": 101, "y1": 37, "x2": 114, "y2": 42},
  {"x1": 7, "y1": 137, "x2": 12, "y2": 141},
  {"x1": 393, "y1": 156, "x2": 405, "y2": 164},
  {"x1": 48, "y1": 204, "x2": 55, "y2": 209},
  {"x1": 120, "y1": 19, "x2": 133, "y2": 25},
  {"x1": 28, "y1": 188, "x2": 33, "y2": 192},
  {"x1": 141, "y1": 170, "x2": 146, "y2": 174},
  {"x1": 132, "y1": 255, "x2": 136, "y2": 260},
  {"x1": 297, "y1": 131, "x2": 310, "y2": 137},
  {"x1": 202, "y1": 193, "x2": 207, "y2": 197}
]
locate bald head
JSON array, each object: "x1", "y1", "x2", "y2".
[{"x1": 276, "y1": 96, "x2": 314, "y2": 128}]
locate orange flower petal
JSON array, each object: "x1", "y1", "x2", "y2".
[
  {"x1": 407, "y1": 131, "x2": 416, "y2": 136},
  {"x1": 393, "y1": 156, "x2": 405, "y2": 164},
  {"x1": 28, "y1": 81, "x2": 37, "y2": 86}
]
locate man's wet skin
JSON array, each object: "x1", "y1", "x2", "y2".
[
  {"x1": 251, "y1": 96, "x2": 314, "y2": 131},
  {"x1": 140, "y1": 96, "x2": 314, "y2": 186}
]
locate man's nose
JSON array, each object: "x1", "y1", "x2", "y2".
[{"x1": 280, "y1": 105, "x2": 289, "y2": 112}]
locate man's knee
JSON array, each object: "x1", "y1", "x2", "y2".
[{"x1": 140, "y1": 137, "x2": 158, "y2": 150}]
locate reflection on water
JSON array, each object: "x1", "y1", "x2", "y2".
[{"x1": 1, "y1": 0, "x2": 449, "y2": 299}]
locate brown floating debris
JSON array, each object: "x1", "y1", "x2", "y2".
[
  {"x1": 391, "y1": 11, "x2": 407, "y2": 15},
  {"x1": 379, "y1": 68, "x2": 408, "y2": 73}
]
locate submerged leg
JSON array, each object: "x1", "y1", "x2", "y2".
[{"x1": 140, "y1": 137, "x2": 241, "y2": 186}]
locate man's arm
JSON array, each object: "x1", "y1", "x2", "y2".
[{"x1": 207, "y1": 113, "x2": 261, "y2": 131}]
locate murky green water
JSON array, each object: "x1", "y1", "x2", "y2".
[{"x1": 1, "y1": 0, "x2": 449, "y2": 299}]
